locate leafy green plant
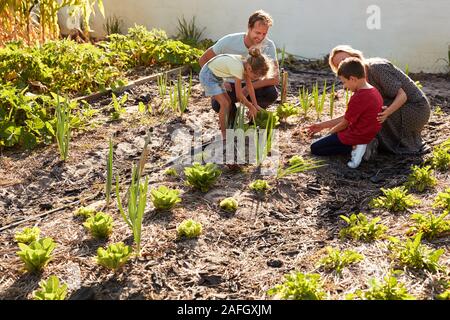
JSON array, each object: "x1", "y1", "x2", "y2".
[
  {"x1": 370, "y1": 186, "x2": 420, "y2": 212},
  {"x1": 298, "y1": 86, "x2": 312, "y2": 118},
  {"x1": 150, "y1": 186, "x2": 181, "y2": 210},
  {"x1": 55, "y1": 95, "x2": 71, "y2": 161},
  {"x1": 177, "y1": 219, "x2": 203, "y2": 239},
  {"x1": 116, "y1": 164, "x2": 149, "y2": 254},
  {"x1": 83, "y1": 212, "x2": 114, "y2": 239},
  {"x1": 164, "y1": 168, "x2": 178, "y2": 177},
  {"x1": 17, "y1": 238, "x2": 56, "y2": 272},
  {"x1": 184, "y1": 162, "x2": 222, "y2": 192},
  {"x1": 110, "y1": 93, "x2": 127, "y2": 120},
  {"x1": 405, "y1": 165, "x2": 437, "y2": 192},
  {"x1": 436, "y1": 281, "x2": 450, "y2": 300},
  {"x1": 175, "y1": 72, "x2": 192, "y2": 115},
  {"x1": 253, "y1": 110, "x2": 277, "y2": 165},
  {"x1": 276, "y1": 103, "x2": 299, "y2": 122},
  {"x1": 96, "y1": 242, "x2": 132, "y2": 270},
  {"x1": 74, "y1": 206, "x2": 96, "y2": 219},
  {"x1": 339, "y1": 213, "x2": 387, "y2": 241},
  {"x1": 14, "y1": 226, "x2": 41, "y2": 244},
  {"x1": 253, "y1": 110, "x2": 280, "y2": 129},
  {"x1": 388, "y1": 233, "x2": 445, "y2": 273},
  {"x1": 249, "y1": 179, "x2": 270, "y2": 193},
  {"x1": 288, "y1": 155, "x2": 304, "y2": 166},
  {"x1": 176, "y1": 16, "x2": 206, "y2": 47},
  {"x1": 267, "y1": 272, "x2": 326, "y2": 300},
  {"x1": 277, "y1": 157, "x2": 325, "y2": 179},
  {"x1": 312, "y1": 81, "x2": 327, "y2": 120},
  {"x1": 347, "y1": 274, "x2": 415, "y2": 300},
  {"x1": 157, "y1": 73, "x2": 168, "y2": 103},
  {"x1": 106, "y1": 137, "x2": 113, "y2": 206},
  {"x1": 104, "y1": 15, "x2": 124, "y2": 35},
  {"x1": 434, "y1": 188, "x2": 450, "y2": 211},
  {"x1": 219, "y1": 197, "x2": 238, "y2": 212},
  {"x1": 431, "y1": 146, "x2": 450, "y2": 171},
  {"x1": 33, "y1": 275, "x2": 67, "y2": 300},
  {"x1": 316, "y1": 247, "x2": 364, "y2": 275},
  {"x1": 408, "y1": 211, "x2": 450, "y2": 239}
]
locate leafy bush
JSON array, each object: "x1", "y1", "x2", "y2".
[
  {"x1": 276, "y1": 103, "x2": 299, "y2": 121},
  {"x1": 184, "y1": 162, "x2": 222, "y2": 192},
  {"x1": 405, "y1": 165, "x2": 437, "y2": 192},
  {"x1": 347, "y1": 274, "x2": 415, "y2": 300},
  {"x1": 408, "y1": 211, "x2": 450, "y2": 239},
  {"x1": 74, "y1": 206, "x2": 96, "y2": 219},
  {"x1": 370, "y1": 186, "x2": 420, "y2": 212},
  {"x1": 249, "y1": 179, "x2": 270, "y2": 192},
  {"x1": 96, "y1": 242, "x2": 132, "y2": 270},
  {"x1": 339, "y1": 213, "x2": 387, "y2": 241},
  {"x1": 150, "y1": 186, "x2": 181, "y2": 210},
  {"x1": 177, "y1": 219, "x2": 203, "y2": 239},
  {"x1": 388, "y1": 233, "x2": 445, "y2": 273},
  {"x1": 434, "y1": 188, "x2": 450, "y2": 211},
  {"x1": 316, "y1": 247, "x2": 364, "y2": 275},
  {"x1": 14, "y1": 226, "x2": 40, "y2": 244},
  {"x1": 17, "y1": 238, "x2": 56, "y2": 272},
  {"x1": 33, "y1": 275, "x2": 67, "y2": 300},
  {"x1": 83, "y1": 212, "x2": 114, "y2": 239},
  {"x1": 219, "y1": 197, "x2": 238, "y2": 212},
  {"x1": 267, "y1": 272, "x2": 326, "y2": 300}
]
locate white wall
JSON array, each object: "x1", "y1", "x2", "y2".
[{"x1": 86, "y1": 0, "x2": 450, "y2": 73}]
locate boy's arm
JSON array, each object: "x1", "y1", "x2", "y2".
[
  {"x1": 235, "y1": 78, "x2": 258, "y2": 118},
  {"x1": 328, "y1": 118, "x2": 349, "y2": 134}
]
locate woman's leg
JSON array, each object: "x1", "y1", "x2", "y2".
[
  {"x1": 214, "y1": 93, "x2": 232, "y2": 138},
  {"x1": 310, "y1": 133, "x2": 352, "y2": 156}
]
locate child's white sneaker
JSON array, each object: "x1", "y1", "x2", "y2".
[{"x1": 347, "y1": 144, "x2": 367, "y2": 168}]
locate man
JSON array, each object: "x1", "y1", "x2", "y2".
[{"x1": 199, "y1": 10, "x2": 279, "y2": 124}]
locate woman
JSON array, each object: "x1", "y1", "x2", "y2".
[{"x1": 309, "y1": 45, "x2": 431, "y2": 158}]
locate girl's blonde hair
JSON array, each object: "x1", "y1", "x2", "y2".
[
  {"x1": 329, "y1": 45, "x2": 365, "y2": 73},
  {"x1": 246, "y1": 47, "x2": 274, "y2": 79}
]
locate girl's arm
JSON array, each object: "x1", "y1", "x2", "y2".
[
  {"x1": 377, "y1": 88, "x2": 407, "y2": 123},
  {"x1": 235, "y1": 78, "x2": 258, "y2": 118},
  {"x1": 328, "y1": 118, "x2": 349, "y2": 134},
  {"x1": 244, "y1": 73, "x2": 259, "y2": 108}
]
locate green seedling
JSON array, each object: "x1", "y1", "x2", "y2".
[
  {"x1": 277, "y1": 157, "x2": 325, "y2": 179},
  {"x1": 316, "y1": 247, "x2": 364, "y2": 275},
  {"x1": 298, "y1": 86, "x2": 312, "y2": 118},
  {"x1": 110, "y1": 93, "x2": 127, "y2": 120},
  {"x1": 219, "y1": 197, "x2": 238, "y2": 212},
  {"x1": 431, "y1": 146, "x2": 450, "y2": 171},
  {"x1": 346, "y1": 274, "x2": 415, "y2": 300},
  {"x1": 150, "y1": 186, "x2": 181, "y2": 210},
  {"x1": 339, "y1": 213, "x2": 387, "y2": 242},
  {"x1": 177, "y1": 219, "x2": 203, "y2": 239},
  {"x1": 434, "y1": 188, "x2": 450, "y2": 211},
  {"x1": 267, "y1": 272, "x2": 326, "y2": 300},
  {"x1": 33, "y1": 275, "x2": 67, "y2": 300},
  {"x1": 14, "y1": 226, "x2": 40, "y2": 244},
  {"x1": 408, "y1": 211, "x2": 450, "y2": 240},
  {"x1": 276, "y1": 103, "x2": 299, "y2": 122},
  {"x1": 249, "y1": 179, "x2": 270, "y2": 193},
  {"x1": 17, "y1": 238, "x2": 56, "y2": 272},
  {"x1": 405, "y1": 165, "x2": 437, "y2": 192},
  {"x1": 184, "y1": 162, "x2": 222, "y2": 192},
  {"x1": 96, "y1": 242, "x2": 132, "y2": 270},
  {"x1": 74, "y1": 206, "x2": 96, "y2": 219},
  {"x1": 370, "y1": 186, "x2": 420, "y2": 212},
  {"x1": 83, "y1": 212, "x2": 114, "y2": 239},
  {"x1": 164, "y1": 168, "x2": 178, "y2": 177}
]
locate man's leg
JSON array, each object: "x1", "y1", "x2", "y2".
[{"x1": 310, "y1": 133, "x2": 352, "y2": 156}]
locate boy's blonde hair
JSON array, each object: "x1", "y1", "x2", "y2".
[
  {"x1": 246, "y1": 47, "x2": 274, "y2": 79},
  {"x1": 248, "y1": 10, "x2": 273, "y2": 28},
  {"x1": 329, "y1": 45, "x2": 365, "y2": 73}
]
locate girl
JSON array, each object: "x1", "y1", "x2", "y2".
[{"x1": 199, "y1": 47, "x2": 273, "y2": 138}]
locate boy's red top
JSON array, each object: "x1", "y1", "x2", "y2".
[{"x1": 338, "y1": 87, "x2": 383, "y2": 145}]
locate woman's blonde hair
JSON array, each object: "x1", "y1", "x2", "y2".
[
  {"x1": 246, "y1": 47, "x2": 274, "y2": 79},
  {"x1": 329, "y1": 45, "x2": 365, "y2": 73}
]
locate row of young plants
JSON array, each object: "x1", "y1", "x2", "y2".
[{"x1": 268, "y1": 139, "x2": 450, "y2": 300}]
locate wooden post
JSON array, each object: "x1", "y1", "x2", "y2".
[{"x1": 280, "y1": 69, "x2": 288, "y2": 104}]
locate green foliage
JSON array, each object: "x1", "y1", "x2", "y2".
[
  {"x1": 277, "y1": 157, "x2": 325, "y2": 179},
  {"x1": 370, "y1": 186, "x2": 420, "y2": 212},
  {"x1": 405, "y1": 165, "x2": 437, "y2": 192},
  {"x1": 267, "y1": 272, "x2": 326, "y2": 300},
  {"x1": 116, "y1": 164, "x2": 149, "y2": 255},
  {"x1": 253, "y1": 110, "x2": 280, "y2": 129},
  {"x1": 150, "y1": 186, "x2": 181, "y2": 210},
  {"x1": 109, "y1": 93, "x2": 127, "y2": 120},
  {"x1": 431, "y1": 146, "x2": 450, "y2": 171},
  {"x1": 83, "y1": 212, "x2": 114, "y2": 239},
  {"x1": 177, "y1": 219, "x2": 203, "y2": 239},
  {"x1": 434, "y1": 188, "x2": 450, "y2": 211},
  {"x1": 249, "y1": 179, "x2": 270, "y2": 193},
  {"x1": 33, "y1": 275, "x2": 67, "y2": 300},
  {"x1": 436, "y1": 281, "x2": 450, "y2": 300},
  {"x1": 409, "y1": 211, "x2": 450, "y2": 239},
  {"x1": 298, "y1": 86, "x2": 312, "y2": 118},
  {"x1": 312, "y1": 81, "x2": 327, "y2": 120},
  {"x1": 14, "y1": 226, "x2": 41, "y2": 244},
  {"x1": 388, "y1": 233, "x2": 445, "y2": 273},
  {"x1": 176, "y1": 16, "x2": 206, "y2": 47},
  {"x1": 276, "y1": 103, "x2": 299, "y2": 122},
  {"x1": 74, "y1": 206, "x2": 96, "y2": 219},
  {"x1": 54, "y1": 94, "x2": 71, "y2": 161},
  {"x1": 219, "y1": 197, "x2": 238, "y2": 212},
  {"x1": 157, "y1": 73, "x2": 168, "y2": 103},
  {"x1": 347, "y1": 274, "x2": 415, "y2": 300},
  {"x1": 174, "y1": 72, "x2": 192, "y2": 115},
  {"x1": 104, "y1": 15, "x2": 124, "y2": 35},
  {"x1": 96, "y1": 242, "x2": 132, "y2": 270},
  {"x1": 288, "y1": 155, "x2": 304, "y2": 166},
  {"x1": 317, "y1": 247, "x2": 364, "y2": 275},
  {"x1": 17, "y1": 238, "x2": 56, "y2": 272},
  {"x1": 184, "y1": 162, "x2": 222, "y2": 192},
  {"x1": 164, "y1": 168, "x2": 178, "y2": 177},
  {"x1": 339, "y1": 213, "x2": 387, "y2": 241}
]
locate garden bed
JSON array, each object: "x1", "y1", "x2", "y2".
[{"x1": 0, "y1": 62, "x2": 449, "y2": 300}]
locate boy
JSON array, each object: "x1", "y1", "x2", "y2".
[{"x1": 310, "y1": 57, "x2": 383, "y2": 168}]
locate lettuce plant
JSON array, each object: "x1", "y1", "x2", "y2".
[
  {"x1": 33, "y1": 275, "x2": 67, "y2": 300},
  {"x1": 339, "y1": 213, "x2": 387, "y2": 242},
  {"x1": 267, "y1": 272, "x2": 326, "y2": 300},
  {"x1": 96, "y1": 242, "x2": 132, "y2": 270},
  {"x1": 431, "y1": 146, "x2": 450, "y2": 171},
  {"x1": 17, "y1": 238, "x2": 56, "y2": 272},
  {"x1": 83, "y1": 212, "x2": 114, "y2": 239},
  {"x1": 405, "y1": 165, "x2": 437, "y2": 192},
  {"x1": 164, "y1": 168, "x2": 178, "y2": 177},
  {"x1": 249, "y1": 179, "x2": 270, "y2": 193},
  {"x1": 409, "y1": 211, "x2": 450, "y2": 240},
  {"x1": 14, "y1": 226, "x2": 40, "y2": 244},
  {"x1": 150, "y1": 186, "x2": 181, "y2": 210},
  {"x1": 347, "y1": 274, "x2": 415, "y2": 300},
  {"x1": 219, "y1": 197, "x2": 238, "y2": 212},
  {"x1": 184, "y1": 162, "x2": 222, "y2": 192},
  {"x1": 276, "y1": 103, "x2": 299, "y2": 122},
  {"x1": 434, "y1": 188, "x2": 450, "y2": 211},
  {"x1": 177, "y1": 219, "x2": 203, "y2": 239},
  {"x1": 370, "y1": 186, "x2": 420, "y2": 212},
  {"x1": 316, "y1": 247, "x2": 364, "y2": 275},
  {"x1": 74, "y1": 206, "x2": 96, "y2": 219}
]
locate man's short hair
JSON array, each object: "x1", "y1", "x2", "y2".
[
  {"x1": 248, "y1": 10, "x2": 273, "y2": 28},
  {"x1": 337, "y1": 57, "x2": 366, "y2": 79}
]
